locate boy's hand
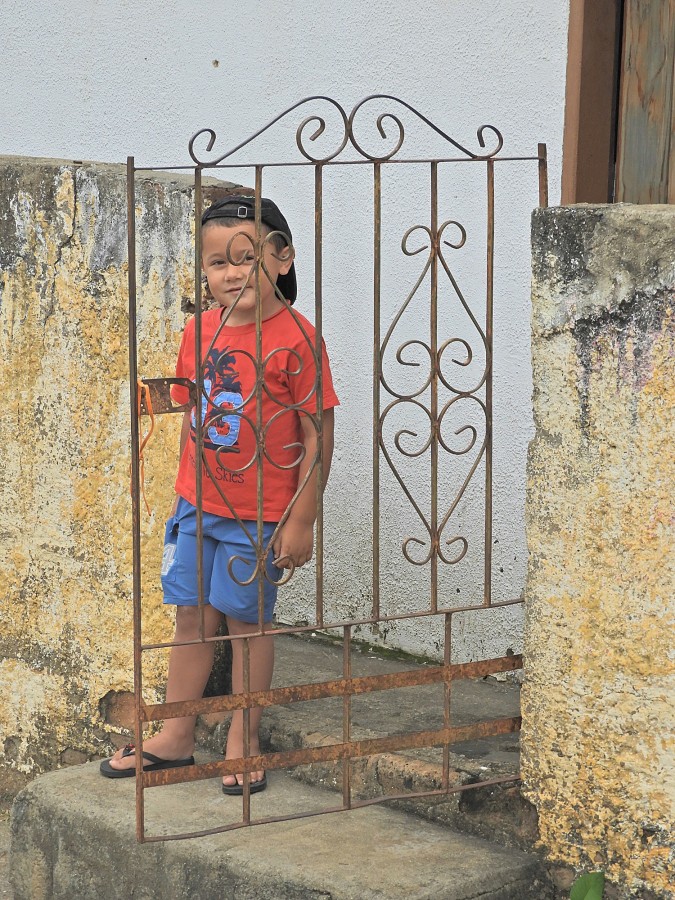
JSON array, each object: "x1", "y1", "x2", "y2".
[{"x1": 272, "y1": 520, "x2": 314, "y2": 569}]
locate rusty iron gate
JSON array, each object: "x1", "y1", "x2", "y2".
[{"x1": 127, "y1": 95, "x2": 548, "y2": 842}]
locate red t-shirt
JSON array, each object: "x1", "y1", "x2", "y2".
[{"x1": 171, "y1": 306, "x2": 339, "y2": 521}]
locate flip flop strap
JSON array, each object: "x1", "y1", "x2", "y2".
[{"x1": 120, "y1": 744, "x2": 164, "y2": 765}]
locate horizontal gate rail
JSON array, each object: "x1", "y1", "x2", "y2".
[
  {"x1": 142, "y1": 773, "x2": 522, "y2": 845},
  {"x1": 141, "y1": 653, "x2": 522, "y2": 721},
  {"x1": 143, "y1": 716, "x2": 522, "y2": 788},
  {"x1": 134, "y1": 154, "x2": 545, "y2": 171},
  {"x1": 138, "y1": 595, "x2": 525, "y2": 651}
]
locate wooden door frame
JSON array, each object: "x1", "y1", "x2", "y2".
[{"x1": 561, "y1": 0, "x2": 623, "y2": 203}]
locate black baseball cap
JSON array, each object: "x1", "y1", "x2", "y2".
[{"x1": 201, "y1": 195, "x2": 297, "y2": 303}]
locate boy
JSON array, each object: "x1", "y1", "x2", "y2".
[{"x1": 101, "y1": 195, "x2": 339, "y2": 794}]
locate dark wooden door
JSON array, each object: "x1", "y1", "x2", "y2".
[{"x1": 615, "y1": 0, "x2": 675, "y2": 202}]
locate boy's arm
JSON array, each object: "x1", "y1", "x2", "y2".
[{"x1": 272, "y1": 408, "x2": 335, "y2": 569}]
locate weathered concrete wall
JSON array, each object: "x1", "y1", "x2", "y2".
[
  {"x1": 523, "y1": 205, "x2": 675, "y2": 897},
  {"x1": 0, "y1": 157, "x2": 206, "y2": 773}
]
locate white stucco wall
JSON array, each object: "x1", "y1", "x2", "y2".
[{"x1": 1, "y1": 0, "x2": 570, "y2": 661}]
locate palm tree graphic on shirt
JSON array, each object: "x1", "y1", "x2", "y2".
[{"x1": 192, "y1": 346, "x2": 243, "y2": 453}]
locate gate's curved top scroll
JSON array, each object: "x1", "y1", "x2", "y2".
[{"x1": 188, "y1": 94, "x2": 504, "y2": 166}]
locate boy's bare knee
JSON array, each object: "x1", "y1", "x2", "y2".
[
  {"x1": 175, "y1": 605, "x2": 222, "y2": 639},
  {"x1": 225, "y1": 615, "x2": 272, "y2": 635}
]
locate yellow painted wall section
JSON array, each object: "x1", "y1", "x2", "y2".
[
  {"x1": 0, "y1": 158, "x2": 213, "y2": 771},
  {"x1": 523, "y1": 205, "x2": 675, "y2": 897}
]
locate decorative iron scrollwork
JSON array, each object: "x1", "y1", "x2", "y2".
[
  {"x1": 188, "y1": 95, "x2": 504, "y2": 166},
  {"x1": 379, "y1": 217, "x2": 487, "y2": 569}
]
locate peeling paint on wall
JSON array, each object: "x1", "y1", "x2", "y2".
[{"x1": 523, "y1": 205, "x2": 675, "y2": 897}]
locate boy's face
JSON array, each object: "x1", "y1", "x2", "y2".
[{"x1": 201, "y1": 221, "x2": 294, "y2": 324}]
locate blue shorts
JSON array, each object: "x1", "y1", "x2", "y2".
[{"x1": 161, "y1": 497, "x2": 281, "y2": 624}]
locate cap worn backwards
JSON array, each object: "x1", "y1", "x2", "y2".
[{"x1": 201, "y1": 195, "x2": 297, "y2": 303}]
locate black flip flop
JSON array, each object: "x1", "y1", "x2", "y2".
[
  {"x1": 222, "y1": 774, "x2": 267, "y2": 795},
  {"x1": 99, "y1": 743, "x2": 195, "y2": 779}
]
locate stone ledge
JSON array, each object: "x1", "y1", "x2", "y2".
[{"x1": 10, "y1": 762, "x2": 553, "y2": 900}]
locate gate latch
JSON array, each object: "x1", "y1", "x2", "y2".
[{"x1": 138, "y1": 378, "x2": 196, "y2": 415}]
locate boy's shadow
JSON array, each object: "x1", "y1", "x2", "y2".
[{"x1": 203, "y1": 622, "x2": 232, "y2": 698}]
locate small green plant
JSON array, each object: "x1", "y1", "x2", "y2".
[{"x1": 570, "y1": 871, "x2": 605, "y2": 900}]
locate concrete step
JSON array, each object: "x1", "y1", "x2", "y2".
[
  {"x1": 196, "y1": 634, "x2": 536, "y2": 851},
  {"x1": 10, "y1": 761, "x2": 554, "y2": 900}
]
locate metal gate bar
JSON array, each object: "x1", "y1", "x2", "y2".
[
  {"x1": 127, "y1": 95, "x2": 548, "y2": 842},
  {"x1": 141, "y1": 652, "x2": 522, "y2": 721}
]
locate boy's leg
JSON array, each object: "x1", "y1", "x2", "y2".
[
  {"x1": 223, "y1": 616, "x2": 274, "y2": 788},
  {"x1": 105, "y1": 603, "x2": 223, "y2": 772}
]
